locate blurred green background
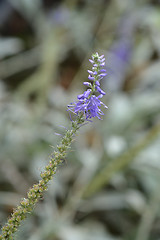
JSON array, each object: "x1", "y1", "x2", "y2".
[{"x1": 0, "y1": 0, "x2": 160, "y2": 239}]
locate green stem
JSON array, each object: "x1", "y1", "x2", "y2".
[{"x1": 0, "y1": 116, "x2": 84, "y2": 240}]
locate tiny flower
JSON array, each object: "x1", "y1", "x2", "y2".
[
  {"x1": 77, "y1": 93, "x2": 84, "y2": 99},
  {"x1": 96, "y1": 85, "x2": 106, "y2": 95},
  {"x1": 83, "y1": 89, "x2": 91, "y2": 98},
  {"x1": 95, "y1": 81, "x2": 100, "y2": 86},
  {"x1": 100, "y1": 69, "x2": 106, "y2": 73},
  {"x1": 99, "y1": 73, "x2": 107, "y2": 77},
  {"x1": 88, "y1": 75, "x2": 95, "y2": 81},
  {"x1": 87, "y1": 70, "x2": 93, "y2": 74},
  {"x1": 99, "y1": 54, "x2": 104, "y2": 59},
  {"x1": 83, "y1": 82, "x2": 92, "y2": 87},
  {"x1": 89, "y1": 59, "x2": 94, "y2": 64},
  {"x1": 100, "y1": 62, "x2": 105, "y2": 67}
]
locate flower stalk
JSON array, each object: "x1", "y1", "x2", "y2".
[
  {"x1": 0, "y1": 52, "x2": 107, "y2": 239},
  {"x1": 0, "y1": 116, "x2": 85, "y2": 240}
]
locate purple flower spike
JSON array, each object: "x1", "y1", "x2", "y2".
[{"x1": 68, "y1": 52, "x2": 108, "y2": 120}]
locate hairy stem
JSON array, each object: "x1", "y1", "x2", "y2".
[{"x1": 0, "y1": 116, "x2": 84, "y2": 240}]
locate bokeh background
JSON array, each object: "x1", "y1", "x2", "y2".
[{"x1": 0, "y1": 0, "x2": 160, "y2": 239}]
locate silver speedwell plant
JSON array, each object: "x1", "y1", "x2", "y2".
[{"x1": 0, "y1": 52, "x2": 108, "y2": 240}]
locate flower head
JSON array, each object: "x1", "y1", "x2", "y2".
[{"x1": 68, "y1": 52, "x2": 108, "y2": 120}]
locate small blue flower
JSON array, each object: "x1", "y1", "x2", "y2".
[
  {"x1": 96, "y1": 85, "x2": 106, "y2": 95},
  {"x1": 68, "y1": 52, "x2": 108, "y2": 120}
]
